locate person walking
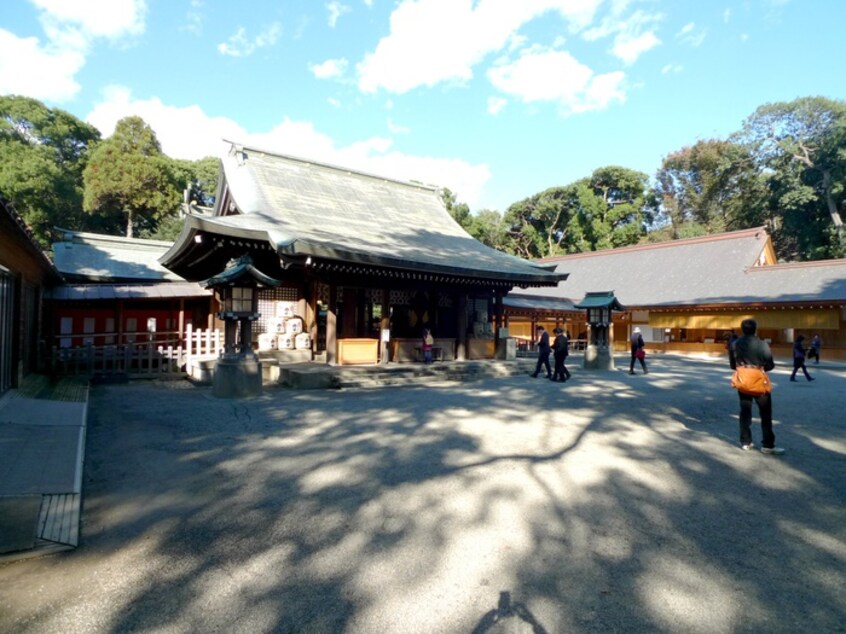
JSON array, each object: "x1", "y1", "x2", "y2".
[
  {"x1": 531, "y1": 325, "x2": 551, "y2": 378},
  {"x1": 810, "y1": 334, "x2": 821, "y2": 364},
  {"x1": 629, "y1": 327, "x2": 648, "y2": 375},
  {"x1": 421, "y1": 328, "x2": 434, "y2": 364},
  {"x1": 733, "y1": 318, "x2": 783, "y2": 454},
  {"x1": 551, "y1": 327, "x2": 571, "y2": 382},
  {"x1": 726, "y1": 330, "x2": 739, "y2": 370},
  {"x1": 790, "y1": 335, "x2": 815, "y2": 382}
]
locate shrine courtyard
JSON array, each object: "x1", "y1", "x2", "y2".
[{"x1": 1, "y1": 354, "x2": 844, "y2": 633}]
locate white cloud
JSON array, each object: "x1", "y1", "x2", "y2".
[
  {"x1": 676, "y1": 22, "x2": 707, "y2": 47},
  {"x1": 181, "y1": 0, "x2": 205, "y2": 35},
  {"x1": 85, "y1": 88, "x2": 491, "y2": 206},
  {"x1": 678, "y1": 22, "x2": 695, "y2": 36},
  {"x1": 356, "y1": 0, "x2": 604, "y2": 94},
  {"x1": 487, "y1": 47, "x2": 625, "y2": 114},
  {"x1": 0, "y1": 29, "x2": 85, "y2": 101},
  {"x1": 660, "y1": 63, "x2": 683, "y2": 75},
  {"x1": 218, "y1": 23, "x2": 282, "y2": 57},
  {"x1": 0, "y1": 0, "x2": 147, "y2": 102},
  {"x1": 32, "y1": 0, "x2": 147, "y2": 40},
  {"x1": 327, "y1": 1, "x2": 351, "y2": 28},
  {"x1": 582, "y1": 6, "x2": 662, "y2": 64},
  {"x1": 612, "y1": 30, "x2": 660, "y2": 65},
  {"x1": 723, "y1": 9, "x2": 732, "y2": 23},
  {"x1": 309, "y1": 58, "x2": 349, "y2": 79},
  {"x1": 386, "y1": 117, "x2": 411, "y2": 134},
  {"x1": 487, "y1": 96, "x2": 508, "y2": 115}
]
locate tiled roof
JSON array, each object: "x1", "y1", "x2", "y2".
[
  {"x1": 48, "y1": 282, "x2": 210, "y2": 301},
  {"x1": 161, "y1": 144, "x2": 564, "y2": 286},
  {"x1": 53, "y1": 230, "x2": 183, "y2": 282},
  {"x1": 512, "y1": 227, "x2": 846, "y2": 307}
]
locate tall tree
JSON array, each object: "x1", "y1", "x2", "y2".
[
  {"x1": 0, "y1": 95, "x2": 101, "y2": 246},
  {"x1": 83, "y1": 116, "x2": 180, "y2": 238},
  {"x1": 736, "y1": 97, "x2": 846, "y2": 256},
  {"x1": 653, "y1": 139, "x2": 766, "y2": 238},
  {"x1": 505, "y1": 166, "x2": 653, "y2": 259},
  {"x1": 440, "y1": 187, "x2": 473, "y2": 230}
]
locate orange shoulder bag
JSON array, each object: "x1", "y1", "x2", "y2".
[{"x1": 730, "y1": 366, "x2": 772, "y2": 396}]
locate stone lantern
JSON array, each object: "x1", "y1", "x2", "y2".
[
  {"x1": 574, "y1": 291, "x2": 624, "y2": 371},
  {"x1": 202, "y1": 255, "x2": 280, "y2": 398}
]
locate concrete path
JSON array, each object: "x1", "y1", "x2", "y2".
[
  {"x1": 0, "y1": 383, "x2": 88, "y2": 558},
  {"x1": 0, "y1": 355, "x2": 844, "y2": 633}
]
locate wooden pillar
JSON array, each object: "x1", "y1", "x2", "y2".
[
  {"x1": 494, "y1": 291, "x2": 503, "y2": 339},
  {"x1": 305, "y1": 280, "x2": 318, "y2": 360},
  {"x1": 326, "y1": 282, "x2": 337, "y2": 365},
  {"x1": 117, "y1": 300, "x2": 125, "y2": 346},
  {"x1": 456, "y1": 293, "x2": 467, "y2": 361},
  {"x1": 178, "y1": 298, "x2": 185, "y2": 342},
  {"x1": 380, "y1": 287, "x2": 390, "y2": 364}
]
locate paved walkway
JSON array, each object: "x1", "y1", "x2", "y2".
[
  {"x1": 0, "y1": 377, "x2": 88, "y2": 560},
  {"x1": 0, "y1": 355, "x2": 844, "y2": 633}
]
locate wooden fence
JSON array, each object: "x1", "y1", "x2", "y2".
[{"x1": 49, "y1": 326, "x2": 222, "y2": 378}]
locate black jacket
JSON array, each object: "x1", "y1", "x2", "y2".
[
  {"x1": 553, "y1": 334, "x2": 569, "y2": 356},
  {"x1": 734, "y1": 335, "x2": 775, "y2": 371},
  {"x1": 537, "y1": 331, "x2": 550, "y2": 354}
]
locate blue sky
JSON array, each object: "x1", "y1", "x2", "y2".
[{"x1": 1, "y1": 0, "x2": 844, "y2": 212}]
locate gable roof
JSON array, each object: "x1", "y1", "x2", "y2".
[
  {"x1": 161, "y1": 144, "x2": 565, "y2": 287},
  {"x1": 510, "y1": 227, "x2": 846, "y2": 308},
  {"x1": 53, "y1": 230, "x2": 184, "y2": 283}
]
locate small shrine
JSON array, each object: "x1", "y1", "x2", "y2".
[
  {"x1": 202, "y1": 255, "x2": 281, "y2": 397},
  {"x1": 574, "y1": 291, "x2": 625, "y2": 370}
]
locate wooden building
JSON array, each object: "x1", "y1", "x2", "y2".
[
  {"x1": 507, "y1": 228, "x2": 846, "y2": 360},
  {"x1": 0, "y1": 197, "x2": 61, "y2": 393},
  {"x1": 48, "y1": 230, "x2": 213, "y2": 350},
  {"x1": 160, "y1": 143, "x2": 566, "y2": 365}
]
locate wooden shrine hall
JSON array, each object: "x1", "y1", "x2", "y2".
[{"x1": 160, "y1": 143, "x2": 567, "y2": 366}]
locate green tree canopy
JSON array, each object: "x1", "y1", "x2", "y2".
[
  {"x1": 653, "y1": 139, "x2": 766, "y2": 239},
  {"x1": 504, "y1": 166, "x2": 653, "y2": 259},
  {"x1": 83, "y1": 116, "x2": 181, "y2": 238},
  {"x1": 0, "y1": 95, "x2": 101, "y2": 246},
  {"x1": 735, "y1": 97, "x2": 846, "y2": 258}
]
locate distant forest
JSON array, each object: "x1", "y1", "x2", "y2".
[{"x1": 2, "y1": 94, "x2": 845, "y2": 262}]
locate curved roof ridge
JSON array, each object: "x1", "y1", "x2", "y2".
[
  {"x1": 538, "y1": 226, "x2": 768, "y2": 263},
  {"x1": 223, "y1": 139, "x2": 440, "y2": 194},
  {"x1": 747, "y1": 257, "x2": 846, "y2": 271}
]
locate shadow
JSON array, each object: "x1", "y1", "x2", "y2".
[
  {"x1": 1, "y1": 356, "x2": 844, "y2": 632},
  {"x1": 472, "y1": 591, "x2": 549, "y2": 633}
]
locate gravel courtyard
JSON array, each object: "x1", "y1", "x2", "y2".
[{"x1": 1, "y1": 355, "x2": 844, "y2": 633}]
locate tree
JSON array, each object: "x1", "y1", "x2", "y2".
[
  {"x1": 0, "y1": 95, "x2": 101, "y2": 246},
  {"x1": 83, "y1": 116, "x2": 180, "y2": 238},
  {"x1": 440, "y1": 187, "x2": 473, "y2": 230},
  {"x1": 504, "y1": 166, "x2": 653, "y2": 259},
  {"x1": 653, "y1": 139, "x2": 767, "y2": 239},
  {"x1": 736, "y1": 97, "x2": 846, "y2": 256},
  {"x1": 170, "y1": 155, "x2": 221, "y2": 208}
]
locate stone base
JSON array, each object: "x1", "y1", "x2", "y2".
[
  {"x1": 583, "y1": 345, "x2": 615, "y2": 371},
  {"x1": 495, "y1": 337, "x2": 516, "y2": 360},
  {"x1": 212, "y1": 355, "x2": 262, "y2": 398}
]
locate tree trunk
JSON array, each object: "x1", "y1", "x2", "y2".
[
  {"x1": 821, "y1": 169, "x2": 844, "y2": 244},
  {"x1": 126, "y1": 209, "x2": 134, "y2": 239}
]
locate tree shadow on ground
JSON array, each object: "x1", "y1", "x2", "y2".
[{"x1": 1, "y1": 355, "x2": 844, "y2": 632}]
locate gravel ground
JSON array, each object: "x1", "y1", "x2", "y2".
[{"x1": 1, "y1": 354, "x2": 844, "y2": 633}]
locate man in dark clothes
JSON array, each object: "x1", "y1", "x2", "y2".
[
  {"x1": 531, "y1": 326, "x2": 551, "y2": 378},
  {"x1": 629, "y1": 327, "x2": 648, "y2": 375},
  {"x1": 551, "y1": 327, "x2": 571, "y2": 382},
  {"x1": 733, "y1": 319, "x2": 784, "y2": 455}
]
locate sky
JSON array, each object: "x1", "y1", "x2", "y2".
[{"x1": 1, "y1": 0, "x2": 845, "y2": 213}]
